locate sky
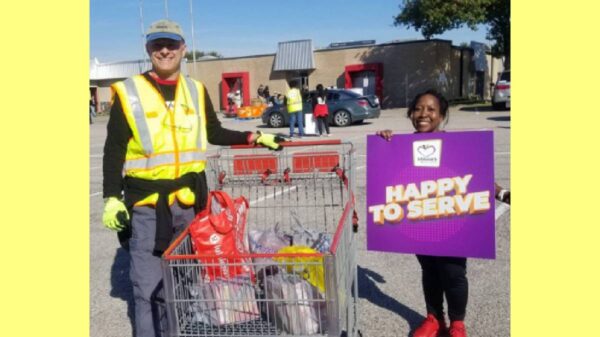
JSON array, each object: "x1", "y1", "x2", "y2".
[{"x1": 90, "y1": 0, "x2": 492, "y2": 63}]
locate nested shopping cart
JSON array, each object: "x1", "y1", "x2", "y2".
[{"x1": 162, "y1": 140, "x2": 360, "y2": 337}]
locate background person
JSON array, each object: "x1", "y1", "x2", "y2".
[
  {"x1": 263, "y1": 85, "x2": 270, "y2": 102},
  {"x1": 89, "y1": 96, "x2": 96, "y2": 124},
  {"x1": 233, "y1": 90, "x2": 242, "y2": 108},
  {"x1": 313, "y1": 83, "x2": 330, "y2": 136},
  {"x1": 286, "y1": 81, "x2": 304, "y2": 138},
  {"x1": 257, "y1": 84, "x2": 264, "y2": 99}
]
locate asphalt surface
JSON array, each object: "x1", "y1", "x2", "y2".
[{"x1": 90, "y1": 105, "x2": 511, "y2": 337}]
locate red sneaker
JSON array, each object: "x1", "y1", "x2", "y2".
[
  {"x1": 448, "y1": 321, "x2": 467, "y2": 337},
  {"x1": 413, "y1": 314, "x2": 447, "y2": 337}
]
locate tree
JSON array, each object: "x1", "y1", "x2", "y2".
[
  {"x1": 185, "y1": 50, "x2": 223, "y2": 60},
  {"x1": 394, "y1": 0, "x2": 510, "y2": 68}
]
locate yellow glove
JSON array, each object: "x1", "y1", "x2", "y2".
[
  {"x1": 102, "y1": 197, "x2": 129, "y2": 231},
  {"x1": 255, "y1": 131, "x2": 286, "y2": 151}
]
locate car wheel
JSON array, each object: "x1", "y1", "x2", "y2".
[
  {"x1": 268, "y1": 112, "x2": 284, "y2": 128},
  {"x1": 492, "y1": 102, "x2": 504, "y2": 110},
  {"x1": 333, "y1": 110, "x2": 351, "y2": 127}
]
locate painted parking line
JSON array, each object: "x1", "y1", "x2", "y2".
[
  {"x1": 495, "y1": 202, "x2": 510, "y2": 220},
  {"x1": 249, "y1": 186, "x2": 298, "y2": 206},
  {"x1": 90, "y1": 184, "x2": 299, "y2": 205}
]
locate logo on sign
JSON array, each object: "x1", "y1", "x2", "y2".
[{"x1": 413, "y1": 139, "x2": 442, "y2": 167}]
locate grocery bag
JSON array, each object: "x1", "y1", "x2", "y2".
[
  {"x1": 263, "y1": 273, "x2": 327, "y2": 335},
  {"x1": 248, "y1": 224, "x2": 291, "y2": 266},
  {"x1": 275, "y1": 245, "x2": 325, "y2": 293},
  {"x1": 189, "y1": 190, "x2": 254, "y2": 281},
  {"x1": 188, "y1": 276, "x2": 260, "y2": 325}
]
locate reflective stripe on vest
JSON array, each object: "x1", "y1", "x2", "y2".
[
  {"x1": 124, "y1": 151, "x2": 206, "y2": 171},
  {"x1": 286, "y1": 88, "x2": 302, "y2": 113},
  {"x1": 184, "y1": 77, "x2": 205, "y2": 150},
  {"x1": 123, "y1": 78, "x2": 154, "y2": 154}
]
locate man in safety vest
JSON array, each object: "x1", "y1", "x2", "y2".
[
  {"x1": 286, "y1": 80, "x2": 304, "y2": 138},
  {"x1": 101, "y1": 19, "x2": 284, "y2": 337}
]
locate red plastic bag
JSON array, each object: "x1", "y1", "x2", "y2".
[{"x1": 189, "y1": 191, "x2": 254, "y2": 281}]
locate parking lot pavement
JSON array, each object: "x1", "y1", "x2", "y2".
[{"x1": 90, "y1": 105, "x2": 510, "y2": 337}]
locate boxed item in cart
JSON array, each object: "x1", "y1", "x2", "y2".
[
  {"x1": 262, "y1": 273, "x2": 327, "y2": 335},
  {"x1": 188, "y1": 276, "x2": 260, "y2": 326}
]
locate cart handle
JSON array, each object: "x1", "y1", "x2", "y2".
[{"x1": 230, "y1": 139, "x2": 342, "y2": 149}]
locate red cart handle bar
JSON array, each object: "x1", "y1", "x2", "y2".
[{"x1": 230, "y1": 139, "x2": 342, "y2": 149}]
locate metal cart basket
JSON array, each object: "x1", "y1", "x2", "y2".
[{"x1": 162, "y1": 140, "x2": 359, "y2": 337}]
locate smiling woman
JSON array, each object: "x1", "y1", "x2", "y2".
[{"x1": 374, "y1": 88, "x2": 510, "y2": 337}]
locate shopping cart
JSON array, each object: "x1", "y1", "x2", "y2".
[{"x1": 162, "y1": 140, "x2": 360, "y2": 337}]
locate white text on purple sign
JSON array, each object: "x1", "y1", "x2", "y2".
[{"x1": 368, "y1": 174, "x2": 491, "y2": 224}]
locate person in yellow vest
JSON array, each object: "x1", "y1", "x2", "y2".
[
  {"x1": 286, "y1": 80, "x2": 304, "y2": 138},
  {"x1": 101, "y1": 19, "x2": 284, "y2": 337}
]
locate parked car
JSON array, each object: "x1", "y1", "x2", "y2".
[
  {"x1": 492, "y1": 70, "x2": 510, "y2": 110},
  {"x1": 261, "y1": 89, "x2": 381, "y2": 128}
]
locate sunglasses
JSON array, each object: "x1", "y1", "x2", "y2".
[{"x1": 148, "y1": 40, "x2": 182, "y2": 51}]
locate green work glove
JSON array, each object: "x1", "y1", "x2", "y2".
[
  {"x1": 102, "y1": 197, "x2": 129, "y2": 231},
  {"x1": 255, "y1": 131, "x2": 286, "y2": 151}
]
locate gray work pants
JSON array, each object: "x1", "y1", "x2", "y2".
[{"x1": 130, "y1": 201, "x2": 195, "y2": 337}]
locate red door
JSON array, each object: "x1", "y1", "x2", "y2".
[
  {"x1": 344, "y1": 63, "x2": 383, "y2": 100},
  {"x1": 221, "y1": 72, "x2": 250, "y2": 111}
]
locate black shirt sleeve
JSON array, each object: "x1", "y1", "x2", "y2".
[
  {"x1": 102, "y1": 94, "x2": 130, "y2": 198},
  {"x1": 203, "y1": 86, "x2": 253, "y2": 145}
]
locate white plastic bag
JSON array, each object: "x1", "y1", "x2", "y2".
[
  {"x1": 263, "y1": 273, "x2": 327, "y2": 334},
  {"x1": 290, "y1": 211, "x2": 332, "y2": 253},
  {"x1": 188, "y1": 276, "x2": 260, "y2": 326},
  {"x1": 248, "y1": 224, "x2": 291, "y2": 266}
]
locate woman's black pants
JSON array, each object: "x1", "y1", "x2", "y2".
[{"x1": 416, "y1": 255, "x2": 468, "y2": 321}]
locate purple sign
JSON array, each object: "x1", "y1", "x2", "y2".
[{"x1": 366, "y1": 131, "x2": 496, "y2": 259}]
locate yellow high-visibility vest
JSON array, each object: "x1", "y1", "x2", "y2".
[
  {"x1": 286, "y1": 88, "x2": 302, "y2": 113},
  {"x1": 111, "y1": 74, "x2": 208, "y2": 206}
]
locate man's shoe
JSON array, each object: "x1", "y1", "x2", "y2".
[
  {"x1": 448, "y1": 321, "x2": 467, "y2": 337},
  {"x1": 413, "y1": 314, "x2": 447, "y2": 337}
]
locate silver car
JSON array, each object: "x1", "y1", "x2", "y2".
[{"x1": 492, "y1": 70, "x2": 510, "y2": 110}]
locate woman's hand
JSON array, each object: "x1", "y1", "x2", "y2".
[{"x1": 376, "y1": 129, "x2": 393, "y2": 141}]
